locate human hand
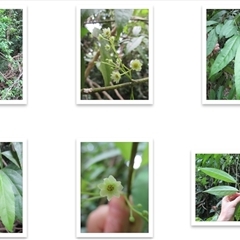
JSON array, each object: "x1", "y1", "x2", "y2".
[
  {"x1": 86, "y1": 195, "x2": 143, "y2": 232},
  {"x1": 217, "y1": 193, "x2": 240, "y2": 221}
]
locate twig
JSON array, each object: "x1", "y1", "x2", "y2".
[
  {"x1": 81, "y1": 77, "x2": 148, "y2": 94},
  {"x1": 86, "y1": 78, "x2": 113, "y2": 100},
  {"x1": 127, "y1": 142, "x2": 139, "y2": 198},
  {"x1": 110, "y1": 81, "x2": 124, "y2": 100},
  {"x1": 86, "y1": 78, "x2": 102, "y2": 99}
]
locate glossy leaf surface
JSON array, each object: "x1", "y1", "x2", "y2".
[
  {"x1": 210, "y1": 35, "x2": 240, "y2": 77},
  {"x1": 199, "y1": 167, "x2": 236, "y2": 183},
  {"x1": 204, "y1": 186, "x2": 238, "y2": 197}
]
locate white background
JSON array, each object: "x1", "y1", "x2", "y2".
[{"x1": 1, "y1": 0, "x2": 239, "y2": 239}]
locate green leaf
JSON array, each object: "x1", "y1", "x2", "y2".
[
  {"x1": 207, "y1": 20, "x2": 218, "y2": 26},
  {"x1": 2, "y1": 168, "x2": 22, "y2": 221},
  {"x1": 234, "y1": 43, "x2": 240, "y2": 99},
  {"x1": 114, "y1": 9, "x2": 133, "y2": 39},
  {"x1": 199, "y1": 167, "x2": 236, "y2": 183},
  {"x1": 114, "y1": 9, "x2": 133, "y2": 28},
  {"x1": 1, "y1": 150, "x2": 20, "y2": 168},
  {"x1": 126, "y1": 36, "x2": 144, "y2": 54},
  {"x1": 12, "y1": 142, "x2": 22, "y2": 169},
  {"x1": 227, "y1": 86, "x2": 236, "y2": 100},
  {"x1": 210, "y1": 10, "x2": 227, "y2": 21},
  {"x1": 225, "y1": 25, "x2": 237, "y2": 38},
  {"x1": 0, "y1": 170, "x2": 15, "y2": 232},
  {"x1": 98, "y1": 39, "x2": 112, "y2": 86},
  {"x1": 0, "y1": 148, "x2": 3, "y2": 169},
  {"x1": 215, "y1": 23, "x2": 223, "y2": 35},
  {"x1": 204, "y1": 186, "x2": 238, "y2": 197},
  {"x1": 217, "y1": 85, "x2": 224, "y2": 99},
  {"x1": 141, "y1": 143, "x2": 149, "y2": 166},
  {"x1": 83, "y1": 149, "x2": 121, "y2": 170},
  {"x1": 81, "y1": 9, "x2": 101, "y2": 25},
  {"x1": 209, "y1": 89, "x2": 216, "y2": 99},
  {"x1": 207, "y1": 28, "x2": 218, "y2": 56},
  {"x1": 132, "y1": 165, "x2": 148, "y2": 230},
  {"x1": 210, "y1": 35, "x2": 240, "y2": 78},
  {"x1": 220, "y1": 20, "x2": 235, "y2": 38},
  {"x1": 114, "y1": 142, "x2": 132, "y2": 161},
  {"x1": 81, "y1": 27, "x2": 89, "y2": 38}
]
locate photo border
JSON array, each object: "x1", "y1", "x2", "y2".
[
  {"x1": 76, "y1": 3, "x2": 153, "y2": 105},
  {"x1": 191, "y1": 150, "x2": 240, "y2": 226},
  {"x1": 202, "y1": 5, "x2": 240, "y2": 105},
  {"x1": 0, "y1": 6, "x2": 27, "y2": 105},
  {"x1": 76, "y1": 139, "x2": 153, "y2": 238},
  {"x1": 0, "y1": 140, "x2": 27, "y2": 238}
]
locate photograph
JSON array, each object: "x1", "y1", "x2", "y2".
[
  {"x1": 0, "y1": 8, "x2": 27, "y2": 104},
  {"x1": 0, "y1": 141, "x2": 27, "y2": 237},
  {"x1": 191, "y1": 152, "x2": 240, "y2": 226},
  {"x1": 76, "y1": 6, "x2": 153, "y2": 104},
  {"x1": 76, "y1": 140, "x2": 153, "y2": 238},
  {"x1": 203, "y1": 8, "x2": 240, "y2": 104}
]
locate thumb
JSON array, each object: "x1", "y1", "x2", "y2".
[
  {"x1": 232, "y1": 196, "x2": 240, "y2": 207},
  {"x1": 104, "y1": 195, "x2": 130, "y2": 232}
]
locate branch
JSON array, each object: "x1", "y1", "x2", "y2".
[
  {"x1": 86, "y1": 78, "x2": 113, "y2": 100},
  {"x1": 81, "y1": 77, "x2": 148, "y2": 94},
  {"x1": 127, "y1": 142, "x2": 139, "y2": 198},
  {"x1": 110, "y1": 81, "x2": 124, "y2": 100}
]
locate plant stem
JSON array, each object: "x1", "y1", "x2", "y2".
[
  {"x1": 81, "y1": 78, "x2": 148, "y2": 94},
  {"x1": 123, "y1": 194, "x2": 148, "y2": 222},
  {"x1": 127, "y1": 142, "x2": 138, "y2": 198}
]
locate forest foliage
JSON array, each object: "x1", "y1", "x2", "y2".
[
  {"x1": 81, "y1": 9, "x2": 149, "y2": 100},
  {"x1": 0, "y1": 9, "x2": 23, "y2": 100},
  {"x1": 206, "y1": 9, "x2": 240, "y2": 100},
  {"x1": 0, "y1": 142, "x2": 23, "y2": 233},
  {"x1": 195, "y1": 154, "x2": 240, "y2": 221}
]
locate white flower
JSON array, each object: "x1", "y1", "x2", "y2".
[
  {"x1": 102, "y1": 27, "x2": 111, "y2": 38},
  {"x1": 130, "y1": 59, "x2": 142, "y2": 71},
  {"x1": 98, "y1": 175, "x2": 123, "y2": 201},
  {"x1": 111, "y1": 71, "x2": 121, "y2": 83}
]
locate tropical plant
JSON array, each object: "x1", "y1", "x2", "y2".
[
  {"x1": 81, "y1": 9, "x2": 149, "y2": 100},
  {"x1": 0, "y1": 9, "x2": 23, "y2": 100},
  {"x1": 81, "y1": 142, "x2": 149, "y2": 232},
  {"x1": 0, "y1": 142, "x2": 23, "y2": 232},
  {"x1": 195, "y1": 153, "x2": 240, "y2": 221}
]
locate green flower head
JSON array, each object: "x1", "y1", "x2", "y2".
[
  {"x1": 111, "y1": 71, "x2": 121, "y2": 83},
  {"x1": 98, "y1": 175, "x2": 123, "y2": 201},
  {"x1": 130, "y1": 59, "x2": 142, "y2": 71},
  {"x1": 102, "y1": 27, "x2": 111, "y2": 38}
]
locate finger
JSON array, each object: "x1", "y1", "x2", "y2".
[
  {"x1": 86, "y1": 205, "x2": 108, "y2": 232},
  {"x1": 104, "y1": 195, "x2": 130, "y2": 232},
  {"x1": 231, "y1": 196, "x2": 240, "y2": 207},
  {"x1": 228, "y1": 193, "x2": 240, "y2": 201}
]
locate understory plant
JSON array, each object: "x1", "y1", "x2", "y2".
[
  {"x1": 196, "y1": 153, "x2": 240, "y2": 221},
  {"x1": 207, "y1": 9, "x2": 240, "y2": 100},
  {"x1": 0, "y1": 142, "x2": 23, "y2": 232}
]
